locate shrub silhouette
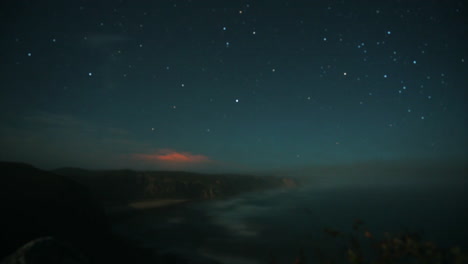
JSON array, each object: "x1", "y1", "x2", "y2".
[{"x1": 293, "y1": 219, "x2": 468, "y2": 264}]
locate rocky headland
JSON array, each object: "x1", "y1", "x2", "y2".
[{"x1": 1, "y1": 162, "x2": 298, "y2": 263}]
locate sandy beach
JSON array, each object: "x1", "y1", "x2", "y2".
[{"x1": 105, "y1": 199, "x2": 189, "y2": 214}]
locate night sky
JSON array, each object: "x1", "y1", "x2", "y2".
[{"x1": 1, "y1": 1, "x2": 467, "y2": 172}]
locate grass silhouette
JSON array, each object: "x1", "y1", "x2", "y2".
[{"x1": 291, "y1": 219, "x2": 468, "y2": 264}]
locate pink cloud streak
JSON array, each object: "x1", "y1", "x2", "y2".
[{"x1": 132, "y1": 149, "x2": 211, "y2": 164}]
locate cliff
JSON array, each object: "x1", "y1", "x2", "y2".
[
  {"x1": 53, "y1": 168, "x2": 298, "y2": 205},
  {"x1": 0, "y1": 162, "x2": 109, "y2": 259},
  {"x1": 0, "y1": 162, "x2": 297, "y2": 263},
  {"x1": 0, "y1": 162, "x2": 157, "y2": 264}
]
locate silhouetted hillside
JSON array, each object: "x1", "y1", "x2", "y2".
[
  {"x1": 0, "y1": 162, "x2": 298, "y2": 263},
  {"x1": 0, "y1": 162, "x2": 109, "y2": 258},
  {"x1": 53, "y1": 168, "x2": 298, "y2": 205},
  {"x1": 0, "y1": 162, "x2": 155, "y2": 263}
]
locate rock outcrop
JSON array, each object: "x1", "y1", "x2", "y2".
[
  {"x1": 0, "y1": 162, "x2": 107, "y2": 262},
  {"x1": 1, "y1": 237, "x2": 88, "y2": 264},
  {"x1": 0, "y1": 162, "x2": 171, "y2": 264},
  {"x1": 53, "y1": 168, "x2": 299, "y2": 204}
]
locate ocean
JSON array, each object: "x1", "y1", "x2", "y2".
[{"x1": 112, "y1": 177, "x2": 468, "y2": 264}]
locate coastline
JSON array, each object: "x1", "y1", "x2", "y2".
[{"x1": 104, "y1": 199, "x2": 191, "y2": 215}]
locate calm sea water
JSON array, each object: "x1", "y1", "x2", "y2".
[{"x1": 112, "y1": 180, "x2": 468, "y2": 264}]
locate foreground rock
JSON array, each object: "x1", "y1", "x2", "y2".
[
  {"x1": 0, "y1": 162, "x2": 156, "y2": 264},
  {"x1": 2, "y1": 239, "x2": 225, "y2": 264},
  {"x1": 0, "y1": 162, "x2": 108, "y2": 260},
  {"x1": 1, "y1": 237, "x2": 88, "y2": 264}
]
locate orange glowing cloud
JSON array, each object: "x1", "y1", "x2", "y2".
[{"x1": 133, "y1": 149, "x2": 211, "y2": 164}]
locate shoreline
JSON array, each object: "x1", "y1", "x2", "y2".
[
  {"x1": 104, "y1": 186, "x2": 298, "y2": 216},
  {"x1": 104, "y1": 199, "x2": 191, "y2": 215}
]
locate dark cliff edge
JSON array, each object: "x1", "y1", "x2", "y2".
[
  {"x1": 0, "y1": 162, "x2": 158, "y2": 263},
  {"x1": 1, "y1": 162, "x2": 298, "y2": 264},
  {"x1": 52, "y1": 168, "x2": 299, "y2": 206},
  {"x1": 0, "y1": 162, "x2": 106, "y2": 258}
]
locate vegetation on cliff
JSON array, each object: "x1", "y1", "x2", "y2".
[
  {"x1": 53, "y1": 168, "x2": 298, "y2": 204},
  {"x1": 289, "y1": 219, "x2": 468, "y2": 264}
]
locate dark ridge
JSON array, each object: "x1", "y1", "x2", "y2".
[
  {"x1": 53, "y1": 167, "x2": 299, "y2": 205},
  {"x1": 0, "y1": 162, "x2": 108, "y2": 258},
  {"x1": 0, "y1": 162, "x2": 155, "y2": 263}
]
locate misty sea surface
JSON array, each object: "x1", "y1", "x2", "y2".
[{"x1": 112, "y1": 178, "x2": 468, "y2": 264}]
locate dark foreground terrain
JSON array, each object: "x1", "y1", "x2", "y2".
[
  {"x1": 0, "y1": 162, "x2": 297, "y2": 264},
  {"x1": 4, "y1": 161, "x2": 465, "y2": 264}
]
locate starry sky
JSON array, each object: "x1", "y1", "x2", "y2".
[{"x1": 0, "y1": 1, "x2": 467, "y2": 172}]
